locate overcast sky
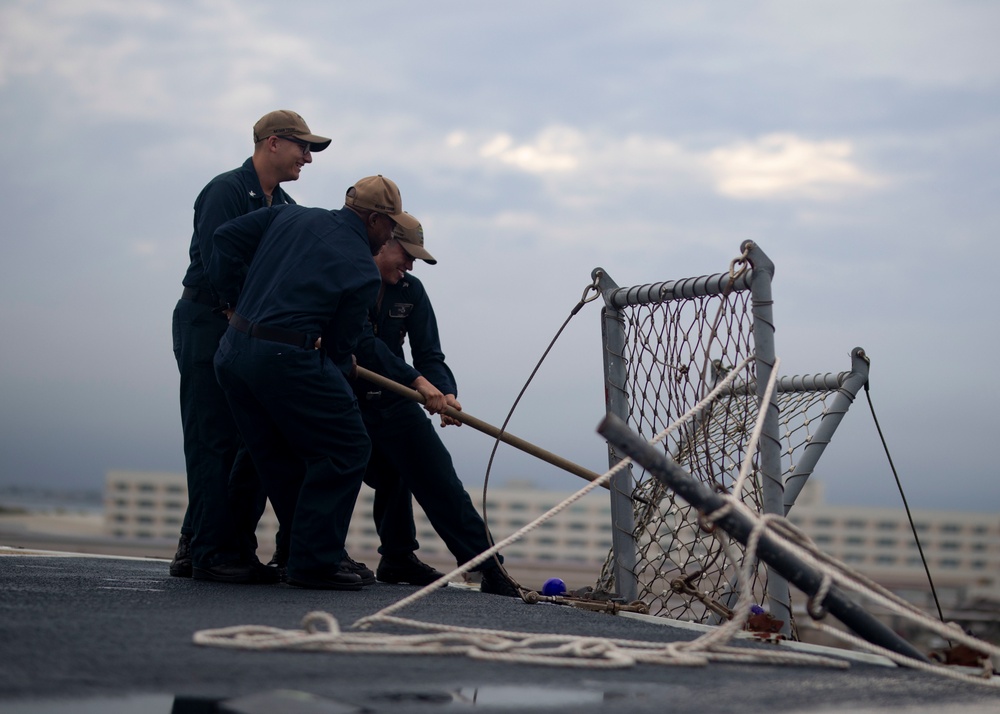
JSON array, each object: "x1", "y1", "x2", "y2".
[{"x1": 0, "y1": 0, "x2": 997, "y2": 513}]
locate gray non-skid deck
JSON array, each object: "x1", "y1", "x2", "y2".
[{"x1": 1, "y1": 552, "x2": 998, "y2": 714}]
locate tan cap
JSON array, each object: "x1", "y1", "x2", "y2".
[
  {"x1": 391, "y1": 217, "x2": 436, "y2": 265},
  {"x1": 253, "y1": 110, "x2": 331, "y2": 152},
  {"x1": 345, "y1": 175, "x2": 420, "y2": 230}
]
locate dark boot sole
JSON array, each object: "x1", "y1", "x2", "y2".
[{"x1": 169, "y1": 562, "x2": 192, "y2": 578}]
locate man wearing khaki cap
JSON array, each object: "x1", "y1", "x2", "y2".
[
  {"x1": 209, "y1": 176, "x2": 445, "y2": 590},
  {"x1": 360, "y1": 219, "x2": 520, "y2": 597},
  {"x1": 170, "y1": 110, "x2": 330, "y2": 584}
]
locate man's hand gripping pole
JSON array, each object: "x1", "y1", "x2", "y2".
[{"x1": 355, "y1": 366, "x2": 610, "y2": 491}]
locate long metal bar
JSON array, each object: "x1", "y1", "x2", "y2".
[
  {"x1": 597, "y1": 413, "x2": 931, "y2": 664},
  {"x1": 604, "y1": 270, "x2": 753, "y2": 309},
  {"x1": 783, "y1": 347, "x2": 870, "y2": 513},
  {"x1": 593, "y1": 267, "x2": 639, "y2": 601},
  {"x1": 725, "y1": 371, "x2": 854, "y2": 396},
  {"x1": 355, "y1": 366, "x2": 609, "y2": 490}
]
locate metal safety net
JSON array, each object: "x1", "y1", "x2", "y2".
[{"x1": 594, "y1": 243, "x2": 868, "y2": 633}]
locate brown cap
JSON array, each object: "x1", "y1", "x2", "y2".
[
  {"x1": 391, "y1": 217, "x2": 436, "y2": 265},
  {"x1": 253, "y1": 110, "x2": 331, "y2": 152},
  {"x1": 345, "y1": 175, "x2": 420, "y2": 230}
]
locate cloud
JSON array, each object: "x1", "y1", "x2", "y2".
[
  {"x1": 0, "y1": 0, "x2": 338, "y2": 126},
  {"x1": 478, "y1": 129, "x2": 581, "y2": 173},
  {"x1": 447, "y1": 125, "x2": 880, "y2": 205},
  {"x1": 706, "y1": 133, "x2": 881, "y2": 200}
]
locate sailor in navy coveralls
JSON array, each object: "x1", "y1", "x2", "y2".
[
  {"x1": 209, "y1": 176, "x2": 445, "y2": 590},
  {"x1": 362, "y1": 220, "x2": 520, "y2": 597},
  {"x1": 171, "y1": 110, "x2": 330, "y2": 583}
]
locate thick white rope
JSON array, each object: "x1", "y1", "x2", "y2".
[{"x1": 194, "y1": 610, "x2": 849, "y2": 670}]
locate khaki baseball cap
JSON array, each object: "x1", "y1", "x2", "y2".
[
  {"x1": 252, "y1": 110, "x2": 331, "y2": 152},
  {"x1": 391, "y1": 217, "x2": 437, "y2": 265},
  {"x1": 345, "y1": 175, "x2": 420, "y2": 230}
]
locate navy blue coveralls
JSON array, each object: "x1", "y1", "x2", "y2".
[
  {"x1": 362, "y1": 274, "x2": 502, "y2": 569},
  {"x1": 172, "y1": 157, "x2": 293, "y2": 569},
  {"x1": 209, "y1": 205, "x2": 418, "y2": 580}
]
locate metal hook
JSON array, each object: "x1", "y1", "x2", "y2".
[
  {"x1": 581, "y1": 271, "x2": 603, "y2": 304},
  {"x1": 729, "y1": 245, "x2": 752, "y2": 281}
]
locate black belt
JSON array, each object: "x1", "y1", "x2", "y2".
[
  {"x1": 181, "y1": 286, "x2": 219, "y2": 308},
  {"x1": 229, "y1": 313, "x2": 315, "y2": 349}
]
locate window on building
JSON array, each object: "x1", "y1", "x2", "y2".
[
  {"x1": 876, "y1": 538, "x2": 897, "y2": 547},
  {"x1": 941, "y1": 524, "x2": 962, "y2": 534},
  {"x1": 138, "y1": 484, "x2": 156, "y2": 493},
  {"x1": 846, "y1": 536, "x2": 864, "y2": 545},
  {"x1": 939, "y1": 559, "x2": 960, "y2": 568},
  {"x1": 877, "y1": 521, "x2": 896, "y2": 531},
  {"x1": 845, "y1": 519, "x2": 865, "y2": 529},
  {"x1": 813, "y1": 518, "x2": 833, "y2": 528}
]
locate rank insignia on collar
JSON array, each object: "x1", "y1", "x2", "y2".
[
  {"x1": 389, "y1": 303, "x2": 413, "y2": 319},
  {"x1": 249, "y1": 190, "x2": 257, "y2": 197}
]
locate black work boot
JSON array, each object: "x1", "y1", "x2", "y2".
[
  {"x1": 480, "y1": 565, "x2": 521, "y2": 598},
  {"x1": 376, "y1": 553, "x2": 446, "y2": 586},
  {"x1": 341, "y1": 553, "x2": 376, "y2": 586},
  {"x1": 169, "y1": 534, "x2": 192, "y2": 578},
  {"x1": 192, "y1": 559, "x2": 280, "y2": 584}
]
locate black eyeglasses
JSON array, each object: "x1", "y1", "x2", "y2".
[{"x1": 277, "y1": 135, "x2": 311, "y2": 156}]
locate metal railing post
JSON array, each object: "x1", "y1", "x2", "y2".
[
  {"x1": 594, "y1": 267, "x2": 639, "y2": 601},
  {"x1": 743, "y1": 241, "x2": 792, "y2": 635}
]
